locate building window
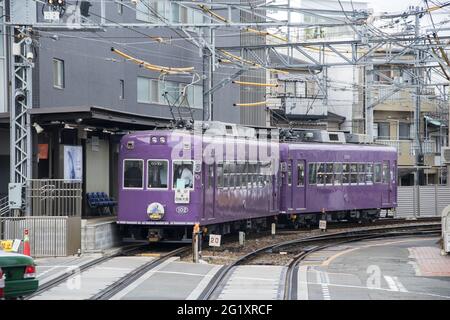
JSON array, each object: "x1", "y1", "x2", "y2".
[
  {"x1": 399, "y1": 123, "x2": 411, "y2": 140},
  {"x1": 119, "y1": 79, "x2": 125, "y2": 100},
  {"x1": 377, "y1": 122, "x2": 390, "y2": 139},
  {"x1": 137, "y1": 77, "x2": 162, "y2": 104},
  {"x1": 53, "y1": 58, "x2": 64, "y2": 89},
  {"x1": 117, "y1": 0, "x2": 123, "y2": 15},
  {"x1": 136, "y1": 0, "x2": 167, "y2": 23}
]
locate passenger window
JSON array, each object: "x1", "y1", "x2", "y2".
[
  {"x1": 374, "y1": 163, "x2": 382, "y2": 183},
  {"x1": 208, "y1": 165, "x2": 214, "y2": 188},
  {"x1": 317, "y1": 163, "x2": 325, "y2": 185},
  {"x1": 343, "y1": 163, "x2": 350, "y2": 184},
  {"x1": 217, "y1": 163, "x2": 223, "y2": 188},
  {"x1": 308, "y1": 163, "x2": 317, "y2": 185},
  {"x1": 124, "y1": 159, "x2": 143, "y2": 189},
  {"x1": 173, "y1": 160, "x2": 194, "y2": 189},
  {"x1": 366, "y1": 163, "x2": 373, "y2": 184},
  {"x1": 358, "y1": 164, "x2": 366, "y2": 185},
  {"x1": 334, "y1": 163, "x2": 343, "y2": 185},
  {"x1": 297, "y1": 161, "x2": 305, "y2": 186},
  {"x1": 147, "y1": 160, "x2": 168, "y2": 189},
  {"x1": 287, "y1": 161, "x2": 292, "y2": 186},
  {"x1": 350, "y1": 163, "x2": 358, "y2": 184},
  {"x1": 325, "y1": 163, "x2": 333, "y2": 185},
  {"x1": 382, "y1": 161, "x2": 390, "y2": 184}
]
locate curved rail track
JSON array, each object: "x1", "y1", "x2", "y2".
[{"x1": 200, "y1": 222, "x2": 441, "y2": 300}]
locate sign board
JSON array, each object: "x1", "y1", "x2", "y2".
[
  {"x1": 175, "y1": 189, "x2": 190, "y2": 204},
  {"x1": 8, "y1": 183, "x2": 22, "y2": 210},
  {"x1": 64, "y1": 145, "x2": 83, "y2": 180},
  {"x1": 319, "y1": 220, "x2": 327, "y2": 230},
  {"x1": 0, "y1": 240, "x2": 21, "y2": 252},
  {"x1": 44, "y1": 11, "x2": 60, "y2": 22},
  {"x1": 209, "y1": 234, "x2": 221, "y2": 247}
]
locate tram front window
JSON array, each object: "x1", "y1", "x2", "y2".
[{"x1": 173, "y1": 161, "x2": 194, "y2": 189}]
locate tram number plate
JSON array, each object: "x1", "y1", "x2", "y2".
[
  {"x1": 175, "y1": 189, "x2": 190, "y2": 204},
  {"x1": 319, "y1": 220, "x2": 327, "y2": 230},
  {"x1": 44, "y1": 11, "x2": 60, "y2": 21},
  {"x1": 209, "y1": 234, "x2": 221, "y2": 247}
]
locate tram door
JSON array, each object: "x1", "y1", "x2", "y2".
[
  {"x1": 285, "y1": 160, "x2": 294, "y2": 211},
  {"x1": 381, "y1": 160, "x2": 391, "y2": 206},
  {"x1": 202, "y1": 163, "x2": 215, "y2": 220},
  {"x1": 295, "y1": 160, "x2": 306, "y2": 210}
]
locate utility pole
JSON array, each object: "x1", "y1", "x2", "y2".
[
  {"x1": 414, "y1": 8, "x2": 424, "y2": 186},
  {"x1": 8, "y1": 1, "x2": 36, "y2": 216}
]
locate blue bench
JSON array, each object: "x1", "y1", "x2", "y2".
[{"x1": 86, "y1": 192, "x2": 117, "y2": 215}]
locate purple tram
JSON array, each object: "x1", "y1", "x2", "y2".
[
  {"x1": 279, "y1": 142, "x2": 397, "y2": 228},
  {"x1": 117, "y1": 123, "x2": 397, "y2": 241}
]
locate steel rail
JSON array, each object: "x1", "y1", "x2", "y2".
[
  {"x1": 90, "y1": 246, "x2": 190, "y2": 300},
  {"x1": 200, "y1": 223, "x2": 441, "y2": 300},
  {"x1": 25, "y1": 243, "x2": 147, "y2": 300}
]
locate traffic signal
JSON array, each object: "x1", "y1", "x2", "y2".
[{"x1": 80, "y1": 1, "x2": 92, "y2": 17}]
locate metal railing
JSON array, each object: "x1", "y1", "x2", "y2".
[
  {"x1": 27, "y1": 179, "x2": 82, "y2": 217},
  {"x1": 396, "y1": 185, "x2": 450, "y2": 218},
  {"x1": 0, "y1": 216, "x2": 81, "y2": 257},
  {"x1": 376, "y1": 139, "x2": 437, "y2": 155}
]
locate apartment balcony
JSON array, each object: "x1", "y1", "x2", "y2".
[
  {"x1": 375, "y1": 139, "x2": 440, "y2": 167},
  {"x1": 372, "y1": 86, "x2": 437, "y2": 113},
  {"x1": 269, "y1": 95, "x2": 327, "y2": 119}
]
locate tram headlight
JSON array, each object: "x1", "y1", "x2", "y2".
[
  {"x1": 151, "y1": 137, "x2": 158, "y2": 144},
  {"x1": 159, "y1": 137, "x2": 166, "y2": 144}
]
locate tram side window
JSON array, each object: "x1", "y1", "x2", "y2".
[
  {"x1": 123, "y1": 159, "x2": 143, "y2": 189},
  {"x1": 366, "y1": 163, "x2": 373, "y2": 184},
  {"x1": 325, "y1": 163, "x2": 333, "y2": 184},
  {"x1": 316, "y1": 163, "x2": 325, "y2": 185},
  {"x1": 350, "y1": 163, "x2": 358, "y2": 184},
  {"x1": 173, "y1": 160, "x2": 194, "y2": 189},
  {"x1": 343, "y1": 163, "x2": 350, "y2": 184},
  {"x1": 334, "y1": 163, "x2": 343, "y2": 185},
  {"x1": 287, "y1": 162, "x2": 292, "y2": 186},
  {"x1": 208, "y1": 164, "x2": 214, "y2": 188},
  {"x1": 308, "y1": 163, "x2": 317, "y2": 185},
  {"x1": 374, "y1": 163, "x2": 382, "y2": 183},
  {"x1": 297, "y1": 161, "x2": 305, "y2": 186},
  {"x1": 147, "y1": 160, "x2": 168, "y2": 189},
  {"x1": 358, "y1": 163, "x2": 366, "y2": 185},
  {"x1": 382, "y1": 161, "x2": 390, "y2": 184},
  {"x1": 217, "y1": 163, "x2": 223, "y2": 188}
]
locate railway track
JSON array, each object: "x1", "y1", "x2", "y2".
[
  {"x1": 199, "y1": 222, "x2": 441, "y2": 300},
  {"x1": 25, "y1": 243, "x2": 147, "y2": 300},
  {"x1": 27, "y1": 244, "x2": 189, "y2": 300},
  {"x1": 90, "y1": 246, "x2": 189, "y2": 300}
]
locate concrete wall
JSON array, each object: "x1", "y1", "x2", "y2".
[
  {"x1": 86, "y1": 137, "x2": 109, "y2": 193},
  {"x1": 81, "y1": 218, "x2": 120, "y2": 253}
]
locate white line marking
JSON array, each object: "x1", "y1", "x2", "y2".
[
  {"x1": 109, "y1": 257, "x2": 178, "y2": 300},
  {"x1": 384, "y1": 276, "x2": 399, "y2": 292},
  {"x1": 297, "y1": 266, "x2": 309, "y2": 300},
  {"x1": 186, "y1": 265, "x2": 222, "y2": 300},
  {"x1": 300, "y1": 281, "x2": 449, "y2": 299},
  {"x1": 392, "y1": 276, "x2": 408, "y2": 293}
]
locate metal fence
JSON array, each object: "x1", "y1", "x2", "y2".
[
  {"x1": 396, "y1": 185, "x2": 450, "y2": 218},
  {"x1": 0, "y1": 216, "x2": 81, "y2": 257},
  {"x1": 27, "y1": 179, "x2": 82, "y2": 216}
]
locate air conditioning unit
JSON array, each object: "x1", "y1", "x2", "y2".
[
  {"x1": 345, "y1": 133, "x2": 371, "y2": 144},
  {"x1": 441, "y1": 147, "x2": 450, "y2": 164}
]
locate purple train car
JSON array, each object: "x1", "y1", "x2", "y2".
[
  {"x1": 279, "y1": 142, "x2": 397, "y2": 227},
  {"x1": 117, "y1": 123, "x2": 280, "y2": 241},
  {"x1": 117, "y1": 122, "x2": 397, "y2": 241}
]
